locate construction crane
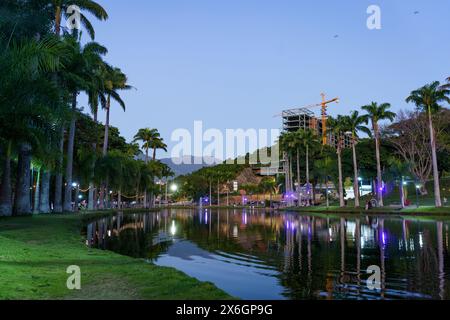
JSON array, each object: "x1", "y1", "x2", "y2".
[{"x1": 274, "y1": 93, "x2": 339, "y2": 145}]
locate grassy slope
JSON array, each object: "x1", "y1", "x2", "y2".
[{"x1": 0, "y1": 214, "x2": 232, "y2": 300}]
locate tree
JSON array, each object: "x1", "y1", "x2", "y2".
[
  {"x1": 60, "y1": 35, "x2": 107, "y2": 212},
  {"x1": 0, "y1": 36, "x2": 65, "y2": 216},
  {"x1": 361, "y1": 102, "x2": 395, "y2": 207},
  {"x1": 313, "y1": 156, "x2": 334, "y2": 208},
  {"x1": 327, "y1": 116, "x2": 348, "y2": 207},
  {"x1": 101, "y1": 65, "x2": 130, "y2": 156},
  {"x1": 297, "y1": 129, "x2": 320, "y2": 205},
  {"x1": 133, "y1": 128, "x2": 161, "y2": 163},
  {"x1": 50, "y1": 0, "x2": 108, "y2": 39},
  {"x1": 343, "y1": 111, "x2": 371, "y2": 207},
  {"x1": 384, "y1": 157, "x2": 412, "y2": 208},
  {"x1": 406, "y1": 81, "x2": 450, "y2": 207},
  {"x1": 259, "y1": 177, "x2": 277, "y2": 208}
]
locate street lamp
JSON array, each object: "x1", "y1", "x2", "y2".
[
  {"x1": 170, "y1": 184, "x2": 178, "y2": 192},
  {"x1": 415, "y1": 184, "x2": 421, "y2": 208}
]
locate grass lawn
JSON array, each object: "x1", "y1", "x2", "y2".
[{"x1": 0, "y1": 213, "x2": 233, "y2": 300}]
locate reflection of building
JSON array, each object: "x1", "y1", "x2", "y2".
[{"x1": 282, "y1": 107, "x2": 352, "y2": 148}]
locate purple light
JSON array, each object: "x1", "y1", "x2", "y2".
[{"x1": 381, "y1": 231, "x2": 387, "y2": 245}]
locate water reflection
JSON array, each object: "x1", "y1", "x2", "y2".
[{"x1": 86, "y1": 209, "x2": 450, "y2": 300}]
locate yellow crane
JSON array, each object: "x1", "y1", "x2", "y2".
[{"x1": 275, "y1": 93, "x2": 339, "y2": 145}]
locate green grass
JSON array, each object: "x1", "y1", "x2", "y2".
[{"x1": 0, "y1": 213, "x2": 233, "y2": 300}]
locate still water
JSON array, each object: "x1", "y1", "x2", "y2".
[{"x1": 86, "y1": 209, "x2": 450, "y2": 300}]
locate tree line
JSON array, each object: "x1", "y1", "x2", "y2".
[{"x1": 0, "y1": 1, "x2": 173, "y2": 216}]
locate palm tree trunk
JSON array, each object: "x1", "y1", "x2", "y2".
[
  {"x1": 103, "y1": 99, "x2": 110, "y2": 156},
  {"x1": 33, "y1": 168, "x2": 41, "y2": 214},
  {"x1": 0, "y1": 141, "x2": 12, "y2": 216},
  {"x1": 54, "y1": 125, "x2": 65, "y2": 213},
  {"x1": 54, "y1": 6, "x2": 61, "y2": 35},
  {"x1": 352, "y1": 142, "x2": 360, "y2": 207},
  {"x1": 400, "y1": 177, "x2": 405, "y2": 209},
  {"x1": 13, "y1": 143, "x2": 32, "y2": 216},
  {"x1": 63, "y1": 92, "x2": 77, "y2": 212},
  {"x1": 88, "y1": 110, "x2": 99, "y2": 211},
  {"x1": 374, "y1": 123, "x2": 384, "y2": 207},
  {"x1": 165, "y1": 180, "x2": 168, "y2": 205},
  {"x1": 217, "y1": 179, "x2": 220, "y2": 206},
  {"x1": 306, "y1": 145, "x2": 310, "y2": 205},
  {"x1": 39, "y1": 170, "x2": 51, "y2": 213},
  {"x1": 209, "y1": 179, "x2": 212, "y2": 206},
  {"x1": 118, "y1": 190, "x2": 122, "y2": 209},
  {"x1": 428, "y1": 108, "x2": 442, "y2": 207},
  {"x1": 296, "y1": 149, "x2": 301, "y2": 205},
  {"x1": 337, "y1": 148, "x2": 345, "y2": 207}
]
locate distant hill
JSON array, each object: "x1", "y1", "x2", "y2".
[{"x1": 136, "y1": 155, "x2": 220, "y2": 177}]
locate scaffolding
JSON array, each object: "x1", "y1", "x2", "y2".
[{"x1": 281, "y1": 107, "x2": 351, "y2": 149}]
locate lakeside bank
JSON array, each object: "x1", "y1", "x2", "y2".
[{"x1": 0, "y1": 211, "x2": 233, "y2": 300}]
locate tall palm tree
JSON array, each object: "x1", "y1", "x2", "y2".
[
  {"x1": 0, "y1": 36, "x2": 65, "y2": 216},
  {"x1": 133, "y1": 128, "x2": 161, "y2": 163},
  {"x1": 133, "y1": 128, "x2": 161, "y2": 208},
  {"x1": 298, "y1": 129, "x2": 320, "y2": 205},
  {"x1": 361, "y1": 102, "x2": 395, "y2": 207},
  {"x1": 327, "y1": 116, "x2": 348, "y2": 207},
  {"x1": 50, "y1": 0, "x2": 108, "y2": 39},
  {"x1": 344, "y1": 111, "x2": 371, "y2": 207},
  {"x1": 60, "y1": 36, "x2": 107, "y2": 212},
  {"x1": 101, "y1": 65, "x2": 130, "y2": 156},
  {"x1": 406, "y1": 82, "x2": 450, "y2": 207},
  {"x1": 279, "y1": 132, "x2": 296, "y2": 201}
]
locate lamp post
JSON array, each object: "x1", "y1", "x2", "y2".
[
  {"x1": 415, "y1": 183, "x2": 421, "y2": 208},
  {"x1": 358, "y1": 177, "x2": 363, "y2": 198}
]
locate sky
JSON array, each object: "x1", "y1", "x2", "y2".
[{"x1": 77, "y1": 0, "x2": 450, "y2": 160}]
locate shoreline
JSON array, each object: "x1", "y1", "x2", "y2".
[{"x1": 0, "y1": 211, "x2": 233, "y2": 300}]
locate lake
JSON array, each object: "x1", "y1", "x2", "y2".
[{"x1": 85, "y1": 208, "x2": 450, "y2": 300}]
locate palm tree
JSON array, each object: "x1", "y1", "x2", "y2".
[
  {"x1": 0, "y1": 36, "x2": 65, "y2": 216},
  {"x1": 133, "y1": 128, "x2": 161, "y2": 163},
  {"x1": 259, "y1": 178, "x2": 277, "y2": 208},
  {"x1": 327, "y1": 116, "x2": 348, "y2": 207},
  {"x1": 279, "y1": 132, "x2": 296, "y2": 202},
  {"x1": 361, "y1": 102, "x2": 395, "y2": 207},
  {"x1": 60, "y1": 36, "x2": 107, "y2": 212},
  {"x1": 344, "y1": 111, "x2": 371, "y2": 207},
  {"x1": 406, "y1": 82, "x2": 450, "y2": 207},
  {"x1": 101, "y1": 65, "x2": 130, "y2": 156},
  {"x1": 298, "y1": 129, "x2": 320, "y2": 205},
  {"x1": 133, "y1": 128, "x2": 163, "y2": 208},
  {"x1": 161, "y1": 165, "x2": 175, "y2": 205},
  {"x1": 314, "y1": 156, "x2": 334, "y2": 208},
  {"x1": 50, "y1": 0, "x2": 108, "y2": 38}
]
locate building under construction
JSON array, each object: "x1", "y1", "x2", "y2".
[{"x1": 282, "y1": 107, "x2": 352, "y2": 149}]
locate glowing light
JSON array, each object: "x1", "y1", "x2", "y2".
[
  {"x1": 358, "y1": 177, "x2": 363, "y2": 181},
  {"x1": 71, "y1": 182, "x2": 78, "y2": 187},
  {"x1": 419, "y1": 232, "x2": 423, "y2": 248},
  {"x1": 170, "y1": 220, "x2": 176, "y2": 236},
  {"x1": 170, "y1": 184, "x2": 178, "y2": 192},
  {"x1": 78, "y1": 195, "x2": 83, "y2": 199}
]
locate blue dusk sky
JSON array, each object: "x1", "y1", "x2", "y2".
[{"x1": 77, "y1": 0, "x2": 450, "y2": 159}]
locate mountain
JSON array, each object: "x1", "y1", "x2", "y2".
[{"x1": 136, "y1": 155, "x2": 220, "y2": 176}]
